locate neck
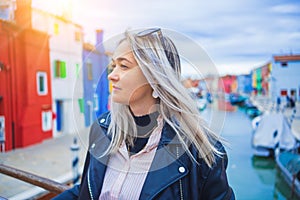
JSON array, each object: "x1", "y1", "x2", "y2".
[
  {"x1": 130, "y1": 98, "x2": 158, "y2": 116},
  {"x1": 132, "y1": 110, "x2": 160, "y2": 138}
]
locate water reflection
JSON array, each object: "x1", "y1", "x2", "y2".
[
  {"x1": 275, "y1": 166, "x2": 299, "y2": 200},
  {"x1": 251, "y1": 156, "x2": 299, "y2": 200},
  {"x1": 252, "y1": 156, "x2": 275, "y2": 184},
  {"x1": 217, "y1": 98, "x2": 237, "y2": 112}
]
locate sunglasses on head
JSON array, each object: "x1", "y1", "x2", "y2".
[
  {"x1": 136, "y1": 28, "x2": 166, "y2": 49},
  {"x1": 135, "y1": 28, "x2": 179, "y2": 72}
]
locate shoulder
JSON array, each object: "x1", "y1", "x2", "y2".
[
  {"x1": 96, "y1": 111, "x2": 111, "y2": 128},
  {"x1": 88, "y1": 111, "x2": 111, "y2": 146},
  {"x1": 214, "y1": 140, "x2": 227, "y2": 155},
  {"x1": 199, "y1": 140, "x2": 229, "y2": 177}
]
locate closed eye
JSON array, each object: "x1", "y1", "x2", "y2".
[{"x1": 120, "y1": 64, "x2": 128, "y2": 69}]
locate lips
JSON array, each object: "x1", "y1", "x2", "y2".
[{"x1": 112, "y1": 85, "x2": 121, "y2": 90}]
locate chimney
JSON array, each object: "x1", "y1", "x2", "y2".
[
  {"x1": 95, "y1": 29, "x2": 104, "y2": 53},
  {"x1": 15, "y1": 0, "x2": 32, "y2": 29}
]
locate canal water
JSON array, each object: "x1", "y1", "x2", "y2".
[{"x1": 201, "y1": 106, "x2": 298, "y2": 200}]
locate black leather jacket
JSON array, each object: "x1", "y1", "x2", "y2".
[{"x1": 53, "y1": 112, "x2": 235, "y2": 200}]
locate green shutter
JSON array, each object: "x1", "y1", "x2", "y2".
[
  {"x1": 76, "y1": 63, "x2": 80, "y2": 78},
  {"x1": 256, "y1": 69, "x2": 262, "y2": 94},
  {"x1": 78, "y1": 98, "x2": 84, "y2": 113},
  {"x1": 55, "y1": 60, "x2": 60, "y2": 77},
  {"x1": 60, "y1": 61, "x2": 66, "y2": 78}
]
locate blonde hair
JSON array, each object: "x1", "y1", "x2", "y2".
[{"x1": 104, "y1": 29, "x2": 222, "y2": 167}]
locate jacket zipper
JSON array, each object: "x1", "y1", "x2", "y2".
[
  {"x1": 176, "y1": 146, "x2": 184, "y2": 200},
  {"x1": 87, "y1": 168, "x2": 94, "y2": 200}
]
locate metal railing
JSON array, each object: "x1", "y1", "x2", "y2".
[{"x1": 0, "y1": 164, "x2": 70, "y2": 194}]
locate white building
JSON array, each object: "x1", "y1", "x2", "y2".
[
  {"x1": 31, "y1": 8, "x2": 85, "y2": 136},
  {"x1": 271, "y1": 55, "x2": 300, "y2": 104},
  {"x1": 0, "y1": 0, "x2": 16, "y2": 21}
]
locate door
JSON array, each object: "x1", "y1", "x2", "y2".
[{"x1": 56, "y1": 100, "x2": 63, "y2": 131}]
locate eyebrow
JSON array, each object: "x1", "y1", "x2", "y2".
[{"x1": 111, "y1": 57, "x2": 133, "y2": 64}]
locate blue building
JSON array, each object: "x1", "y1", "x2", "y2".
[
  {"x1": 82, "y1": 30, "x2": 109, "y2": 126},
  {"x1": 237, "y1": 74, "x2": 252, "y2": 95}
]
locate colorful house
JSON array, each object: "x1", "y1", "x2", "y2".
[
  {"x1": 31, "y1": 7, "x2": 85, "y2": 136},
  {"x1": 271, "y1": 54, "x2": 300, "y2": 103},
  {"x1": 237, "y1": 74, "x2": 252, "y2": 95},
  {"x1": 251, "y1": 62, "x2": 271, "y2": 96},
  {"x1": 82, "y1": 30, "x2": 109, "y2": 126},
  {"x1": 217, "y1": 75, "x2": 237, "y2": 111},
  {"x1": 218, "y1": 75, "x2": 237, "y2": 95},
  {"x1": 0, "y1": 1, "x2": 52, "y2": 151}
]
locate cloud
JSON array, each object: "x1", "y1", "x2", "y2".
[
  {"x1": 269, "y1": 3, "x2": 300, "y2": 14},
  {"x1": 32, "y1": 0, "x2": 300, "y2": 75}
]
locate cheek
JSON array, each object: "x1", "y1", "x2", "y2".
[
  {"x1": 129, "y1": 85, "x2": 153, "y2": 102},
  {"x1": 124, "y1": 72, "x2": 149, "y2": 92},
  {"x1": 129, "y1": 79, "x2": 150, "y2": 95}
]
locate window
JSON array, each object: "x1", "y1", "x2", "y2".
[
  {"x1": 36, "y1": 72, "x2": 48, "y2": 95},
  {"x1": 54, "y1": 23, "x2": 59, "y2": 35},
  {"x1": 0, "y1": 116, "x2": 5, "y2": 143},
  {"x1": 54, "y1": 60, "x2": 67, "y2": 78},
  {"x1": 41, "y1": 111, "x2": 52, "y2": 132},
  {"x1": 76, "y1": 63, "x2": 80, "y2": 78},
  {"x1": 75, "y1": 31, "x2": 81, "y2": 42},
  {"x1": 86, "y1": 61, "x2": 93, "y2": 80},
  {"x1": 281, "y1": 62, "x2": 288, "y2": 67},
  {"x1": 93, "y1": 93, "x2": 99, "y2": 111},
  {"x1": 280, "y1": 90, "x2": 287, "y2": 96}
]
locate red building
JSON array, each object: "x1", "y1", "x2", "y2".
[
  {"x1": 218, "y1": 75, "x2": 237, "y2": 94},
  {"x1": 217, "y1": 75, "x2": 237, "y2": 111},
  {"x1": 0, "y1": 0, "x2": 52, "y2": 151}
]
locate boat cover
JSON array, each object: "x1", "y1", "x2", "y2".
[{"x1": 253, "y1": 112, "x2": 297, "y2": 150}]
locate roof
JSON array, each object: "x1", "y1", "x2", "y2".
[
  {"x1": 32, "y1": 7, "x2": 83, "y2": 29},
  {"x1": 274, "y1": 55, "x2": 300, "y2": 62}
]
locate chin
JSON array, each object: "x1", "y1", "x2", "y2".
[{"x1": 111, "y1": 97, "x2": 129, "y2": 105}]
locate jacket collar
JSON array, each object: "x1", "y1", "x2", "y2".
[
  {"x1": 96, "y1": 112, "x2": 111, "y2": 129},
  {"x1": 96, "y1": 111, "x2": 182, "y2": 146}
]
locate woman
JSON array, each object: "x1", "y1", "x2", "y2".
[{"x1": 54, "y1": 28, "x2": 235, "y2": 200}]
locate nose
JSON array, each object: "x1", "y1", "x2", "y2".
[{"x1": 108, "y1": 69, "x2": 119, "y2": 82}]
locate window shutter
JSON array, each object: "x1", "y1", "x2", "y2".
[
  {"x1": 87, "y1": 62, "x2": 93, "y2": 80},
  {"x1": 54, "y1": 23, "x2": 59, "y2": 35},
  {"x1": 55, "y1": 60, "x2": 60, "y2": 78},
  {"x1": 60, "y1": 61, "x2": 66, "y2": 78},
  {"x1": 76, "y1": 63, "x2": 80, "y2": 78},
  {"x1": 78, "y1": 98, "x2": 84, "y2": 113}
]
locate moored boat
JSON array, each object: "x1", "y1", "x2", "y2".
[
  {"x1": 275, "y1": 151, "x2": 300, "y2": 199},
  {"x1": 252, "y1": 112, "x2": 297, "y2": 157}
]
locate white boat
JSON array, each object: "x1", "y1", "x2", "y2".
[
  {"x1": 252, "y1": 115, "x2": 262, "y2": 131},
  {"x1": 252, "y1": 112, "x2": 297, "y2": 157},
  {"x1": 196, "y1": 97, "x2": 207, "y2": 111}
]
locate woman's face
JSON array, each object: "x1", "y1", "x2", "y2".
[{"x1": 108, "y1": 40, "x2": 155, "y2": 109}]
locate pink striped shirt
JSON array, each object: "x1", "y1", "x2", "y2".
[{"x1": 99, "y1": 116, "x2": 163, "y2": 200}]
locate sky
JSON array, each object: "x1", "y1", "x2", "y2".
[{"x1": 32, "y1": 0, "x2": 300, "y2": 77}]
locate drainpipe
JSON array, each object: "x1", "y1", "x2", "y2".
[{"x1": 2, "y1": 22, "x2": 17, "y2": 149}]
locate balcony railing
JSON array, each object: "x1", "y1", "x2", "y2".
[{"x1": 0, "y1": 164, "x2": 70, "y2": 198}]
